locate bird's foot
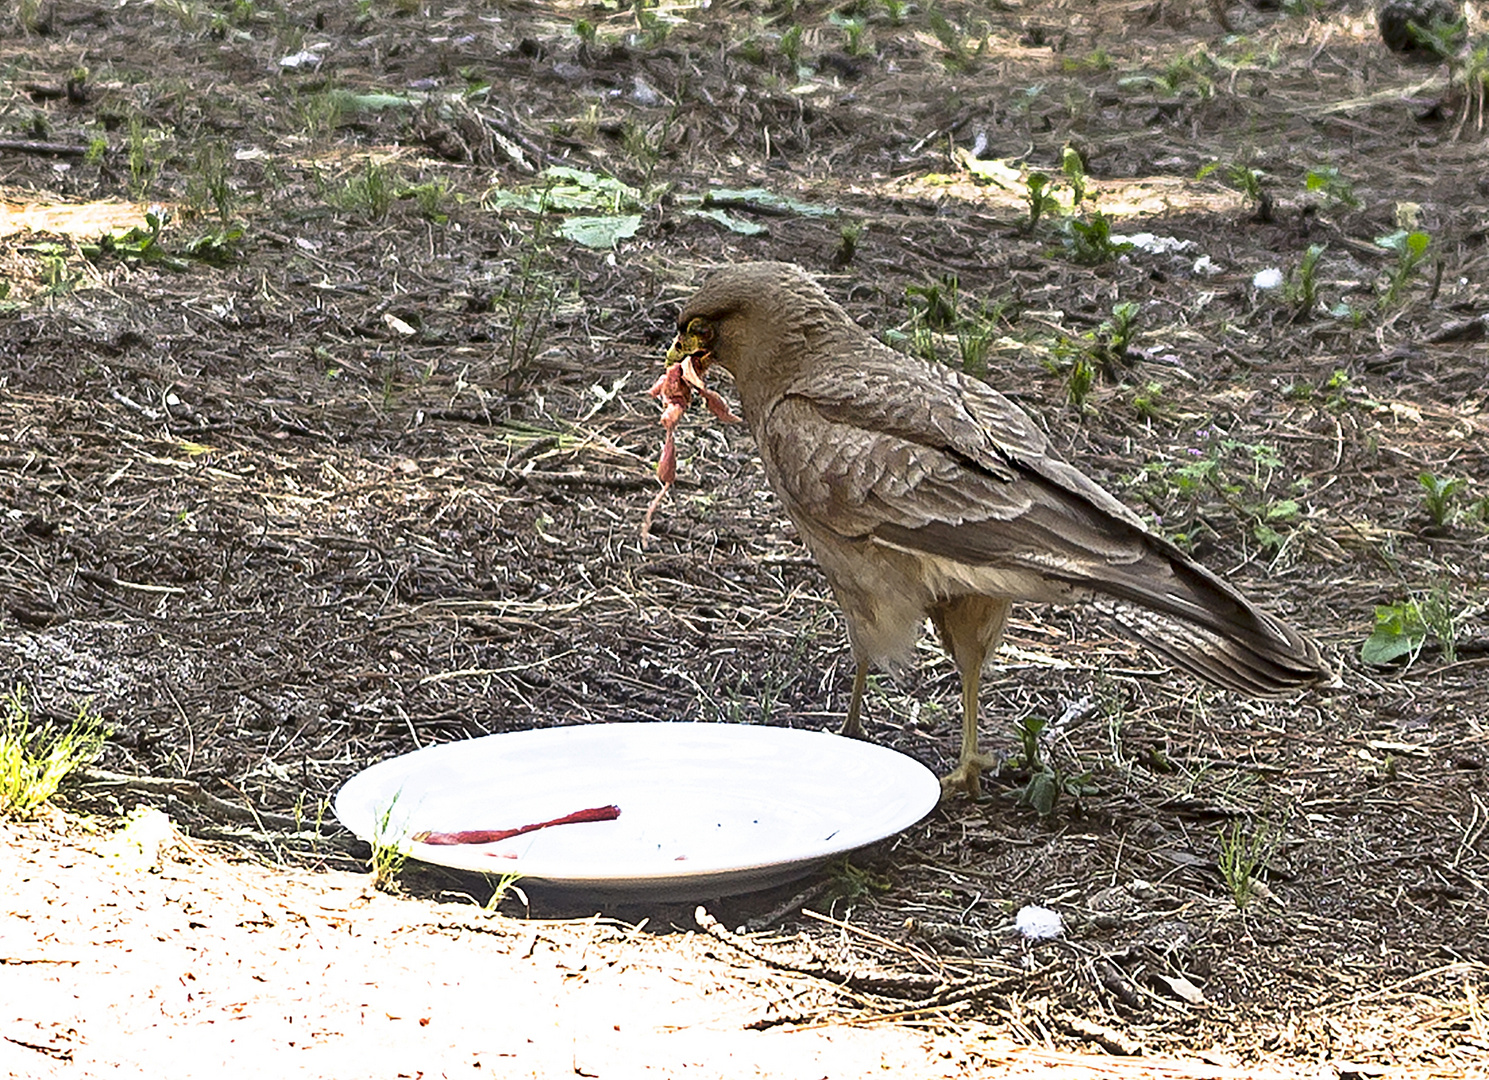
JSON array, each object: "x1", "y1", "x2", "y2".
[{"x1": 938, "y1": 753, "x2": 998, "y2": 801}]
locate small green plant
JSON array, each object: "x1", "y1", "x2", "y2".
[
  {"x1": 828, "y1": 12, "x2": 870, "y2": 55},
  {"x1": 1130, "y1": 380, "x2": 1166, "y2": 420},
  {"x1": 332, "y1": 158, "x2": 396, "y2": 220},
  {"x1": 368, "y1": 794, "x2": 410, "y2": 891},
  {"x1": 825, "y1": 855, "x2": 890, "y2": 901},
  {"x1": 14, "y1": 0, "x2": 45, "y2": 32},
  {"x1": 956, "y1": 317, "x2": 994, "y2": 380},
  {"x1": 493, "y1": 201, "x2": 564, "y2": 382},
  {"x1": 831, "y1": 220, "x2": 863, "y2": 267},
  {"x1": 1062, "y1": 47, "x2": 1112, "y2": 72},
  {"x1": 1090, "y1": 301, "x2": 1140, "y2": 378},
  {"x1": 632, "y1": 0, "x2": 669, "y2": 47},
  {"x1": 82, "y1": 212, "x2": 191, "y2": 271},
  {"x1": 1062, "y1": 351, "x2": 1096, "y2": 409},
  {"x1": 1060, "y1": 211, "x2": 1133, "y2": 265},
  {"x1": 481, "y1": 871, "x2": 526, "y2": 912},
  {"x1": 879, "y1": 0, "x2": 912, "y2": 26},
  {"x1": 1284, "y1": 243, "x2": 1327, "y2": 316},
  {"x1": 1402, "y1": 11, "x2": 1468, "y2": 58},
  {"x1": 1199, "y1": 161, "x2": 1273, "y2": 222},
  {"x1": 1361, "y1": 582, "x2": 1461, "y2": 667},
  {"x1": 1419, "y1": 471, "x2": 1466, "y2": 530},
  {"x1": 1021, "y1": 170, "x2": 1059, "y2": 233},
  {"x1": 779, "y1": 23, "x2": 804, "y2": 65},
  {"x1": 0, "y1": 686, "x2": 109, "y2": 818},
  {"x1": 906, "y1": 275, "x2": 958, "y2": 332},
  {"x1": 1216, "y1": 819, "x2": 1279, "y2": 909},
  {"x1": 127, "y1": 114, "x2": 157, "y2": 198},
  {"x1": 928, "y1": 7, "x2": 978, "y2": 71},
  {"x1": 1060, "y1": 146, "x2": 1087, "y2": 208},
  {"x1": 401, "y1": 178, "x2": 453, "y2": 223},
  {"x1": 1009, "y1": 714, "x2": 1095, "y2": 817},
  {"x1": 572, "y1": 17, "x2": 597, "y2": 46},
  {"x1": 186, "y1": 141, "x2": 236, "y2": 224},
  {"x1": 1304, "y1": 167, "x2": 1359, "y2": 209},
  {"x1": 1376, "y1": 229, "x2": 1432, "y2": 306}
]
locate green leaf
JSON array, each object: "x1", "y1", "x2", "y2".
[
  {"x1": 685, "y1": 208, "x2": 769, "y2": 236},
  {"x1": 702, "y1": 187, "x2": 837, "y2": 218},
  {"x1": 558, "y1": 214, "x2": 642, "y2": 249},
  {"x1": 325, "y1": 90, "x2": 419, "y2": 114},
  {"x1": 1360, "y1": 602, "x2": 1428, "y2": 666}
]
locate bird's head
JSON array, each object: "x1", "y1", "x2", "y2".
[{"x1": 666, "y1": 262, "x2": 858, "y2": 417}]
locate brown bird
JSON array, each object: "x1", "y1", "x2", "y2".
[{"x1": 665, "y1": 262, "x2": 1328, "y2": 797}]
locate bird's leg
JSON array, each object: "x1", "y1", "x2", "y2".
[
  {"x1": 931, "y1": 596, "x2": 1011, "y2": 800},
  {"x1": 938, "y1": 662, "x2": 997, "y2": 799},
  {"x1": 838, "y1": 659, "x2": 869, "y2": 739}
]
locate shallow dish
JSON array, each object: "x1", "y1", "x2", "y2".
[{"x1": 333, "y1": 722, "x2": 940, "y2": 899}]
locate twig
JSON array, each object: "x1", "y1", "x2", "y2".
[
  {"x1": 76, "y1": 767, "x2": 340, "y2": 835},
  {"x1": 0, "y1": 139, "x2": 92, "y2": 157}
]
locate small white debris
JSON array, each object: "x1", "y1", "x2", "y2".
[
  {"x1": 1192, "y1": 255, "x2": 1222, "y2": 277},
  {"x1": 1115, "y1": 232, "x2": 1192, "y2": 255},
  {"x1": 1253, "y1": 267, "x2": 1284, "y2": 290},
  {"x1": 1154, "y1": 972, "x2": 1207, "y2": 1004},
  {"x1": 278, "y1": 49, "x2": 324, "y2": 69},
  {"x1": 1014, "y1": 904, "x2": 1064, "y2": 940}
]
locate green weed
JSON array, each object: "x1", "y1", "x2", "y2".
[
  {"x1": 1377, "y1": 229, "x2": 1431, "y2": 306},
  {"x1": 1090, "y1": 301, "x2": 1140, "y2": 377},
  {"x1": 1216, "y1": 819, "x2": 1279, "y2": 909},
  {"x1": 331, "y1": 158, "x2": 396, "y2": 220},
  {"x1": 1009, "y1": 713, "x2": 1095, "y2": 818},
  {"x1": 1361, "y1": 583, "x2": 1462, "y2": 667},
  {"x1": 832, "y1": 220, "x2": 863, "y2": 268},
  {"x1": 1060, "y1": 146, "x2": 1088, "y2": 208},
  {"x1": 1059, "y1": 211, "x2": 1133, "y2": 264},
  {"x1": 401, "y1": 178, "x2": 453, "y2": 223},
  {"x1": 1419, "y1": 471, "x2": 1466, "y2": 530},
  {"x1": 828, "y1": 12, "x2": 870, "y2": 55},
  {"x1": 1021, "y1": 171, "x2": 1059, "y2": 233},
  {"x1": 186, "y1": 141, "x2": 236, "y2": 224},
  {"x1": 127, "y1": 115, "x2": 158, "y2": 198},
  {"x1": 825, "y1": 855, "x2": 890, "y2": 901},
  {"x1": 368, "y1": 793, "x2": 410, "y2": 892},
  {"x1": 0, "y1": 686, "x2": 109, "y2": 818},
  {"x1": 1284, "y1": 243, "x2": 1327, "y2": 316},
  {"x1": 779, "y1": 23, "x2": 804, "y2": 65},
  {"x1": 1304, "y1": 167, "x2": 1359, "y2": 209},
  {"x1": 1199, "y1": 161, "x2": 1273, "y2": 222}
]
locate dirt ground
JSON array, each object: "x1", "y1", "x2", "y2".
[{"x1": 2, "y1": 0, "x2": 1488, "y2": 1076}]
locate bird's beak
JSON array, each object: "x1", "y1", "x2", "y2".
[{"x1": 666, "y1": 318, "x2": 715, "y2": 370}]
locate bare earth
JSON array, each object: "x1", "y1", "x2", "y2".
[{"x1": 2, "y1": 0, "x2": 1488, "y2": 1076}]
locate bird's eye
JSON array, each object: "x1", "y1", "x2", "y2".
[{"x1": 683, "y1": 317, "x2": 715, "y2": 344}]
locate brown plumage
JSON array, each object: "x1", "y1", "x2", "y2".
[{"x1": 665, "y1": 262, "x2": 1329, "y2": 797}]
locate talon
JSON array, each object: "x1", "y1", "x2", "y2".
[{"x1": 939, "y1": 753, "x2": 998, "y2": 801}]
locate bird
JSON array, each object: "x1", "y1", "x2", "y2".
[
  {"x1": 664, "y1": 262, "x2": 1329, "y2": 798},
  {"x1": 1377, "y1": 0, "x2": 1462, "y2": 56}
]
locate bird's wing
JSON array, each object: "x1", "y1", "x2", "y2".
[{"x1": 761, "y1": 351, "x2": 1155, "y2": 571}]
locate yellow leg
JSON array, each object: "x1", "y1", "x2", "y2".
[
  {"x1": 932, "y1": 596, "x2": 1011, "y2": 800},
  {"x1": 838, "y1": 660, "x2": 869, "y2": 739},
  {"x1": 938, "y1": 661, "x2": 998, "y2": 799}
]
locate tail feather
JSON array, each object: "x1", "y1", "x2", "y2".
[{"x1": 1088, "y1": 554, "x2": 1328, "y2": 696}]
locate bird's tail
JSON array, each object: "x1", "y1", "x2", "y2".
[{"x1": 1090, "y1": 551, "x2": 1329, "y2": 696}]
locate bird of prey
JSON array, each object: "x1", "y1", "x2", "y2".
[{"x1": 662, "y1": 262, "x2": 1328, "y2": 797}]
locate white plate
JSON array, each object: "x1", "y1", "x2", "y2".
[{"x1": 334, "y1": 723, "x2": 940, "y2": 899}]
